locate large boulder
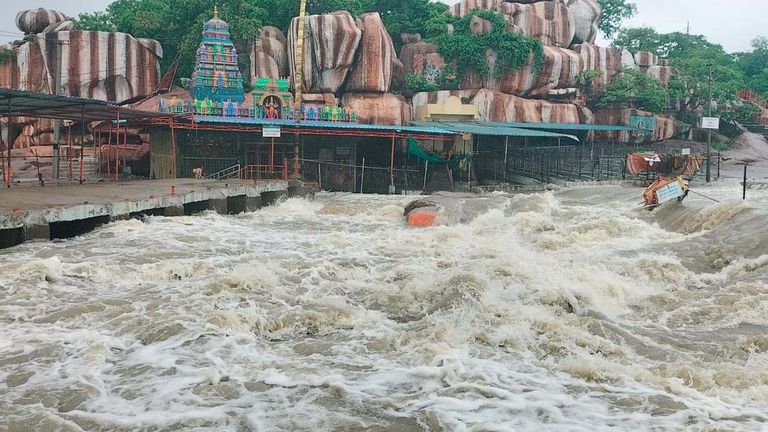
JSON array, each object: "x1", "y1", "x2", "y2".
[
  {"x1": 0, "y1": 31, "x2": 161, "y2": 101},
  {"x1": 472, "y1": 89, "x2": 592, "y2": 123},
  {"x1": 450, "y1": 0, "x2": 503, "y2": 16},
  {"x1": 16, "y1": 8, "x2": 68, "y2": 34},
  {"x1": 346, "y1": 12, "x2": 396, "y2": 93},
  {"x1": 459, "y1": 46, "x2": 583, "y2": 97},
  {"x1": 341, "y1": 93, "x2": 411, "y2": 125},
  {"x1": 594, "y1": 108, "x2": 691, "y2": 143},
  {"x1": 288, "y1": 12, "x2": 362, "y2": 93},
  {"x1": 0, "y1": 31, "x2": 162, "y2": 148},
  {"x1": 497, "y1": 2, "x2": 576, "y2": 47},
  {"x1": 250, "y1": 27, "x2": 288, "y2": 79},
  {"x1": 571, "y1": 43, "x2": 624, "y2": 89},
  {"x1": 400, "y1": 42, "x2": 441, "y2": 76},
  {"x1": 565, "y1": 0, "x2": 601, "y2": 44}
]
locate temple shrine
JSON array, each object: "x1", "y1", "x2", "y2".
[{"x1": 190, "y1": 6, "x2": 245, "y2": 105}]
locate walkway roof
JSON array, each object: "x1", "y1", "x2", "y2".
[
  {"x1": 0, "y1": 88, "x2": 172, "y2": 122},
  {"x1": 192, "y1": 116, "x2": 455, "y2": 136},
  {"x1": 483, "y1": 121, "x2": 636, "y2": 132},
  {"x1": 410, "y1": 121, "x2": 580, "y2": 142}
]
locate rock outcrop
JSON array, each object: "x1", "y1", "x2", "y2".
[
  {"x1": 0, "y1": 31, "x2": 162, "y2": 101},
  {"x1": 346, "y1": 13, "x2": 396, "y2": 93},
  {"x1": 250, "y1": 26, "x2": 289, "y2": 79},
  {"x1": 16, "y1": 8, "x2": 68, "y2": 34},
  {"x1": 496, "y1": 2, "x2": 576, "y2": 47},
  {"x1": 288, "y1": 12, "x2": 362, "y2": 93},
  {"x1": 594, "y1": 109, "x2": 691, "y2": 142},
  {"x1": 342, "y1": 93, "x2": 411, "y2": 125},
  {"x1": 0, "y1": 28, "x2": 162, "y2": 148}
]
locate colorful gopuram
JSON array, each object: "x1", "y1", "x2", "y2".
[{"x1": 190, "y1": 6, "x2": 245, "y2": 104}]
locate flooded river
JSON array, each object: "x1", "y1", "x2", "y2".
[{"x1": 1, "y1": 181, "x2": 767, "y2": 431}]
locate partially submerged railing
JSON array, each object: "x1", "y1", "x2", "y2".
[{"x1": 240, "y1": 160, "x2": 289, "y2": 181}]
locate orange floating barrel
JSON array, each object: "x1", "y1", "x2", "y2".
[{"x1": 407, "y1": 210, "x2": 437, "y2": 227}]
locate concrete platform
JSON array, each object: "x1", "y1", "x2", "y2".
[{"x1": 0, "y1": 179, "x2": 299, "y2": 249}]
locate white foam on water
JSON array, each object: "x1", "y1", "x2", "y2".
[{"x1": 1, "y1": 184, "x2": 767, "y2": 431}]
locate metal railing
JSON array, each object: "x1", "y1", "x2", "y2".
[
  {"x1": 240, "y1": 160, "x2": 289, "y2": 181},
  {"x1": 205, "y1": 164, "x2": 241, "y2": 180}
]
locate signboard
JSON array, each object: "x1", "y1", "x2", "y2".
[
  {"x1": 681, "y1": 148, "x2": 691, "y2": 155},
  {"x1": 630, "y1": 115, "x2": 657, "y2": 136},
  {"x1": 701, "y1": 117, "x2": 720, "y2": 130},
  {"x1": 336, "y1": 146, "x2": 351, "y2": 156},
  {"x1": 656, "y1": 180, "x2": 685, "y2": 204},
  {"x1": 263, "y1": 126, "x2": 281, "y2": 138}
]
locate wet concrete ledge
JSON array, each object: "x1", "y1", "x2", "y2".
[{"x1": 0, "y1": 179, "x2": 312, "y2": 249}]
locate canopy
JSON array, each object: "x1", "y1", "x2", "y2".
[{"x1": 409, "y1": 121, "x2": 579, "y2": 141}]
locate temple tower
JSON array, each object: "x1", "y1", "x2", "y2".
[{"x1": 191, "y1": 6, "x2": 245, "y2": 103}]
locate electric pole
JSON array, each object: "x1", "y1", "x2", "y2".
[{"x1": 706, "y1": 62, "x2": 713, "y2": 183}]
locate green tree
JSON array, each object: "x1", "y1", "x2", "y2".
[
  {"x1": 611, "y1": 27, "x2": 660, "y2": 53},
  {"x1": 73, "y1": 11, "x2": 116, "y2": 32},
  {"x1": 735, "y1": 36, "x2": 768, "y2": 97},
  {"x1": 598, "y1": 68, "x2": 668, "y2": 113},
  {"x1": 596, "y1": 0, "x2": 637, "y2": 39},
  {"x1": 668, "y1": 46, "x2": 744, "y2": 113}
]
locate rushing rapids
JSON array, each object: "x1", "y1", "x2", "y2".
[{"x1": 1, "y1": 181, "x2": 767, "y2": 431}]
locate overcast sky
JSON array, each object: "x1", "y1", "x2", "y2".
[{"x1": 1, "y1": 0, "x2": 765, "y2": 52}]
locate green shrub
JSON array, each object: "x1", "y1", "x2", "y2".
[{"x1": 432, "y1": 9, "x2": 543, "y2": 81}]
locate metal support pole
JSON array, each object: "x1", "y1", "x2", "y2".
[
  {"x1": 5, "y1": 96, "x2": 11, "y2": 188},
  {"x1": 79, "y1": 105, "x2": 85, "y2": 184},
  {"x1": 67, "y1": 124, "x2": 72, "y2": 180},
  {"x1": 360, "y1": 157, "x2": 365, "y2": 194},
  {"x1": 503, "y1": 136, "x2": 509, "y2": 183},
  {"x1": 389, "y1": 133, "x2": 396, "y2": 194},
  {"x1": 743, "y1": 165, "x2": 747, "y2": 200},
  {"x1": 422, "y1": 160, "x2": 428, "y2": 191},
  {"x1": 115, "y1": 112, "x2": 120, "y2": 182},
  {"x1": 170, "y1": 119, "x2": 177, "y2": 179},
  {"x1": 53, "y1": 42, "x2": 64, "y2": 180},
  {"x1": 107, "y1": 124, "x2": 112, "y2": 178},
  {"x1": 270, "y1": 137, "x2": 275, "y2": 171}
]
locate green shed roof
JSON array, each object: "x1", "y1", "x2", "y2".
[{"x1": 483, "y1": 121, "x2": 636, "y2": 132}]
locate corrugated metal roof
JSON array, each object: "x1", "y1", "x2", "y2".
[
  {"x1": 410, "y1": 121, "x2": 579, "y2": 141},
  {"x1": 193, "y1": 116, "x2": 454, "y2": 135},
  {"x1": 483, "y1": 121, "x2": 636, "y2": 132}
]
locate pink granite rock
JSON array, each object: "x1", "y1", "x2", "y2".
[
  {"x1": 497, "y1": 2, "x2": 576, "y2": 47},
  {"x1": 250, "y1": 27, "x2": 288, "y2": 79},
  {"x1": 571, "y1": 43, "x2": 624, "y2": 89},
  {"x1": 0, "y1": 31, "x2": 161, "y2": 101},
  {"x1": 400, "y1": 42, "x2": 441, "y2": 76},
  {"x1": 391, "y1": 58, "x2": 405, "y2": 90},
  {"x1": 470, "y1": 16, "x2": 495, "y2": 35},
  {"x1": 450, "y1": 0, "x2": 503, "y2": 16},
  {"x1": 634, "y1": 51, "x2": 658, "y2": 68},
  {"x1": 16, "y1": 8, "x2": 68, "y2": 34},
  {"x1": 288, "y1": 12, "x2": 362, "y2": 94},
  {"x1": 0, "y1": 31, "x2": 162, "y2": 148},
  {"x1": 460, "y1": 46, "x2": 583, "y2": 97},
  {"x1": 566, "y1": 0, "x2": 601, "y2": 44},
  {"x1": 341, "y1": 93, "x2": 411, "y2": 125},
  {"x1": 472, "y1": 89, "x2": 591, "y2": 123},
  {"x1": 594, "y1": 108, "x2": 691, "y2": 143},
  {"x1": 346, "y1": 13, "x2": 396, "y2": 93}
]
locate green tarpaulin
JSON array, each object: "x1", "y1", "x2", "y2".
[{"x1": 407, "y1": 137, "x2": 471, "y2": 170}]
